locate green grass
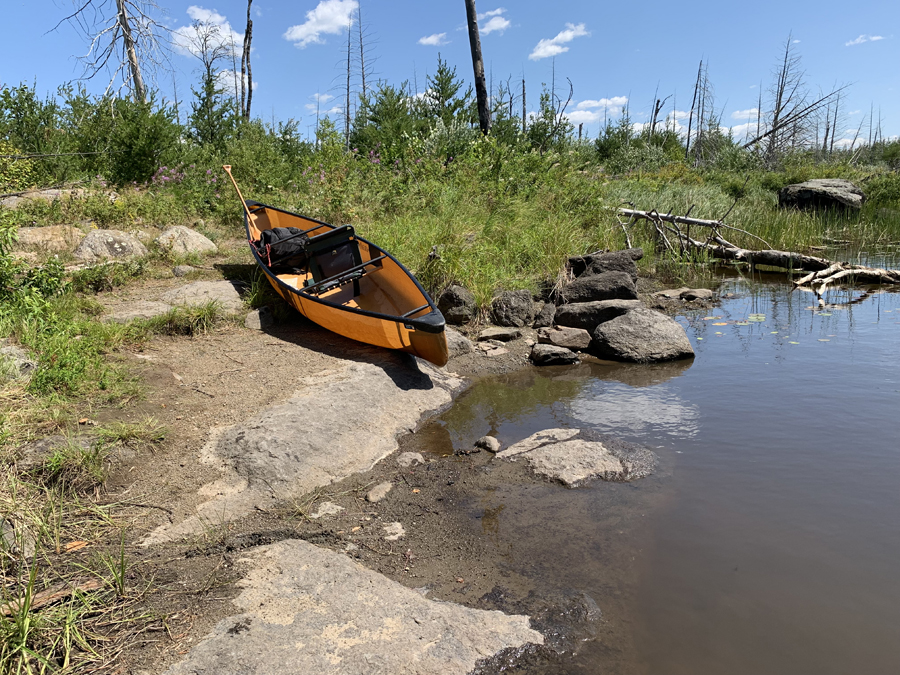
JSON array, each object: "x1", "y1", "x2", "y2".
[{"x1": 138, "y1": 301, "x2": 226, "y2": 337}]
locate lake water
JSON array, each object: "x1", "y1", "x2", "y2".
[{"x1": 430, "y1": 272, "x2": 900, "y2": 673}]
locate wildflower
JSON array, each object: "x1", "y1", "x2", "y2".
[{"x1": 206, "y1": 169, "x2": 212, "y2": 175}]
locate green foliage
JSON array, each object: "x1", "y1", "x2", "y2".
[
  {"x1": 108, "y1": 97, "x2": 178, "y2": 185},
  {"x1": 141, "y1": 301, "x2": 225, "y2": 336},
  {"x1": 189, "y1": 69, "x2": 237, "y2": 152},
  {"x1": 865, "y1": 173, "x2": 900, "y2": 207},
  {"x1": 0, "y1": 140, "x2": 35, "y2": 191},
  {"x1": 71, "y1": 259, "x2": 146, "y2": 294}
]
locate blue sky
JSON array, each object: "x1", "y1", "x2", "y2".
[{"x1": 2, "y1": 0, "x2": 898, "y2": 146}]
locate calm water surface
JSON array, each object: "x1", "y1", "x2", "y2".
[{"x1": 431, "y1": 274, "x2": 900, "y2": 674}]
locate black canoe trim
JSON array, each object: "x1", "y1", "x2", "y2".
[{"x1": 243, "y1": 200, "x2": 446, "y2": 335}]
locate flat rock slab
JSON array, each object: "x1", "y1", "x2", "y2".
[
  {"x1": 164, "y1": 540, "x2": 542, "y2": 675},
  {"x1": 15, "y1": 225, "x2": 85, "y2": 252},
  {"x1": 104, "y1": 300, "x2": 172, "y2": 323},
  {"x1": 160, "y1": 280, "x2": 245, "y2": 314},
  {"x1": 446, "y1": 327, "x2": 474, "y2": 357},
  {"x1": 778, "y1": 178, "x2": 865, "y2": 210},
  {"x1": 537, "y1": 326, "x2": 592, "y2": 350},
  {"x1": 497, "y1": 428, "x2": 656, "y2": 486},
  {"x1": 478, "y1": 326, "x2": 521, "y2": 342},
  {"x1": 144, "y1": 355, "x2": 463, "y2": 545}
]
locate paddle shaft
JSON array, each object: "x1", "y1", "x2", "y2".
[{"x1": 222, "y1": 165, "x2": 255, "y2": 234}]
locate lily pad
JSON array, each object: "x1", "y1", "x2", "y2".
[
  {"x1": 818, "y1": 312, "x2": 832, "y2": 317},
  {"x1": 747, "y1": 315, "x2": 766, "y2": 322},
  {"x1": 703, "y1": 316, "x2": 722, "y2": 321},
  {"x1": 712, "y1": 322, "x2": 728, "y2": 326},
  {"x1": 735, "y1": 321, "x2": 750, "y2": 326},
  {"x1": 789, "y1": 341, "x2": 799, "y2": 344}
]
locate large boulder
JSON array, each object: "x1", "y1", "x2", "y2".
[
  {"x1": 15, "y1": 225, "x2": 84, "y2": 252},
  {"x1": 491, "y1": 290, "x2": 535, "y2": 328},
  {"x1": 437, "y1": 285, "x2": 476, "y2": 325},
  {"x1": 778, "y1": 179, "x2": 865, "y2": 211},
  {"x1": 554, "y1": 299, "x2": 642, "y2": 331},
  {"x1": 591, "y1": 307, "x2": 694, "y2": 363},
  {"x1": 155, "y1": 226, "x2": 217, "y2": 256},
  {"x1": 561, "y1": 270, "x2": 637, "y2": 303},
  {"x1": 74, "y1": 229, "x2": 148, "y2": 263},
  {"x1": 568, "y1": 248, "x2": 642, "y2": 281}
]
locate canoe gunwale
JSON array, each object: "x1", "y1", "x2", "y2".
[{"x1": 243, "y1": 200, "x2": 446, "y2": 335}]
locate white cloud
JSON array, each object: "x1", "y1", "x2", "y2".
[
  {"x1": 670, "y1": 109, "x2": 691, "y2": 120},
  {"x1": 216, "y1": 69, "x2": 258, "y2": 95},
  {"x1": 304, "y1": 93, "x2": 336, "y2": 111},
  {"x1": 566, "y1": 109, "x2": 602, "y2": 124},
  {"x1": 283, "y1": 0, "x2": 358, "y2": 48},
  {"x1": 845, "y1": 34, "x2": 884, "y2": 46},
  {"x1": 477, "y1": 8, "x2": 510, "y2": 35},
  {"x1": 792, "y1": 39, "x2": 801, "y2": 44},
  {"x1": 418, "y1": 32, "x2": 448, "y2": 46},
  {"x1": 848, "y1": 109, "x2": 862, "y2": 115},
  {"x1": 528, "y1": 23, "x2": 589, "y2": 60},
  {"x1": 173, "y1": 6, "x2": 243, "y2": 58},
  {"x1": 576, "y1": 96, "x2": 628, "y2": 111},
  {"x1": 481, "y1": 15, "x2": 511, "y2": 34},
  {"x1": 727, "y1": 121, "x2": 759, "y2": 139},
  {"x1": 731, "y1": 108, "x2": 759, "y2": 120}
]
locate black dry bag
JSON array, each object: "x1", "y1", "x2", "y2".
[{"x1": 255, "y1": 227, "x2": 310, "y2": 269}]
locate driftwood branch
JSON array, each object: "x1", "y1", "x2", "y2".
[{"x1": 618, "y1": 207, "x2": 900, "y2": 294}]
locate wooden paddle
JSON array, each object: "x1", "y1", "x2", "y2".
[{"x1": 222, "y1": 165, "x2": 255, "y2": 235}]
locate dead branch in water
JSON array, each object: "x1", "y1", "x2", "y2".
[{"x1": 617, "y1": 207, "x2": 900, "y2": 296}]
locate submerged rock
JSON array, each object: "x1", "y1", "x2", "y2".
[
  {"x1": 475, "y1": 436, "x2": 502, "y2": 453},
  {"x1": 497, "y1": 428, "x2": 656, "y2": 486},
  {"x1": 591, "y1": 307, "x2": 694, "y2": 363},
  {"x1": 681, "y1": 288, "x2": 715, "y2": 301}
]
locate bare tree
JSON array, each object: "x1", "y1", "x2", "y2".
[
  {"x1": 57, "y1": 0, "x2": 170, "y2": 103},
  {"x1": 464, "y1": 0, "x2": 491, "y2": 135},
  {"x1": 742, "y1": 35, "x2": 847, "y2": 160},
  {"x1": 240, "y1": 0, "x2": 253, "y2": 120}
]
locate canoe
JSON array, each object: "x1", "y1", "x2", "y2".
[{"x1": 242, "y1": 200, "x2": 449, "y2": 367}]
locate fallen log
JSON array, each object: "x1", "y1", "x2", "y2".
[{"x1": 617, "y1": 207, "x2": 900, "y2": 294}]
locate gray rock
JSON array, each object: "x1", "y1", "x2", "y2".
[
  {"x1": 445, "y1": 327, "x2": 474, "y2": 357},
  {"x1": 104, "y1": 300, "x2": 172, "y2": 324},
  {"x1": 74, "y1": 229, "x2": 148, "y2": 263},
  {"x1": 475, "y1": 436, "x2": 501, "y2": 453},
  {"x1": 162, "y1": 540, "x2": 542, "y2": 675},
  {"x1": 568, "y1": 248, "x2": 643, "y2": 281},
  {"x1": 681, "y1": 288, "x2": 715, "y2": 301},
  {"x1": 143, "y1": 356, "x2": 464, "y2": 545},
  {"x1": 491, "y1": 290, "x2": 535, "y2": 328},
  {"x1": 554, "y1": 299, "x2": 642, "y2": 331},
  {"x1": 308, "y1": 502, "x2": 344, "y2": 519},
  {"x1": 562, "y1": 271, "x2": 637, "y2": 303},
  {"x1": 438, "y1": 285, "x2": 477, "y2": 325},
  {"x1": 0, "y1": 518, "x2": 36, "y2": 558},
  {"x1": 173, "y1": 265, "x2": 195, "y2": 277},
  {"x1": 367, "y1": 481, "x2": 393, "y2": 503},
  {"x1": 591, "y1": 307, "x2": 694, "y2": 363},
  {"x1": 496, "y1": 428, "x2": 656, "y2": 486},
  {"x1": 0, "y1": 344, "x2": 36, "y2": 382},
  {"x1": 15, "y1": 225, "x2": 84, "y2": 252},
  {"x1": 778, "y1": 178, "x2": 865, "y2": 211},
  {"x1": 0, "y1": 188, "x2": 85, "y2": 210},
  {"x1": 478, "y1": 327, "x2": 521, "y2": 342},
  {"x1": 530, "y1": 344, "x2": 578, "y2": 365},
  {"x1": 397, "y1": 452, "x2": 425, "y2": 467},
  {"x1": 244, "y1": 306, "x2": 275, "y2": 330},
  {"x1": 653, "y1": 287, "x2": 690, "y2": 300},
  {"x1": 155, "y1": 225, "x2": 218, "y2": 256},
  {"x1": 383, "y1": 522, "x2": 406, "y2": 541},
  {"x1": 13, "y1": 434, "x2": 94, "y2": 473},
  {"x1": 160, "y1": 280, "x2": 244, "y2": 314},
  {"x1": 532, "y1": 301, "x2": 557, "y2": 328},
  {"x1": 537, "y1": 326, "x2": 592, "y2": 350}
]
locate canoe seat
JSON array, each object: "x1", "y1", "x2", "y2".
[{"x1": 302, "y1": 225, "x2": 384, "y2": 296}]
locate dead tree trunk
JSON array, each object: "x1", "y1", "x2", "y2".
[
  {"x1": 241, "y1": 0, "x2": 253, "y2": 120},
  {"x1": 464, "y1": 0, "x2": 491, "y2": 135},
  {"x1": 115, "y1": 0, "x2": 146, "y2": 103}
]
